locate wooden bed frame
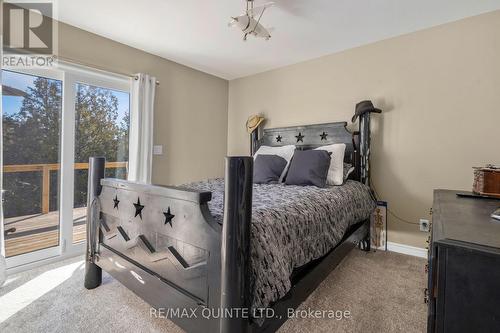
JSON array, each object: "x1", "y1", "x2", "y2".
[{"x1": 84, "y1": 113, "x2": 377, "y2": 333}]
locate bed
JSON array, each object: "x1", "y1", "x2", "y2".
[
  {"x1": 183, "y1": 178, "x2": 374, "y2": 319},
  {"x1": 84, "y1": 114, "x2": 378, "y2": 333}
]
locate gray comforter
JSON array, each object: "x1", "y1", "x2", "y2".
[{"x1": 183, "y1": 179, "x2": 376, "y2": 315}]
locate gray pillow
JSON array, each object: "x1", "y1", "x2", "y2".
[
  {"x1": 253, "y1": 154, "x2": 288, "y2": 184},
  {"x1": 285, "y1": 150, "x2": 331, "y2": 188}
]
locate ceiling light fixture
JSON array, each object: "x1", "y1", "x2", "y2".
[{"x1": 229, "y1": 0, "x2": 274, "y2": 41}]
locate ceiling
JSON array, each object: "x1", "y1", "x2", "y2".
[{"x1": 54, "y1": 0, "x2": 500, "y2": 80}]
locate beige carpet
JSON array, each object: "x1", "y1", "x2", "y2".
[{"x1": 0, "y1": 250, "x2": 426, "y2": 333}]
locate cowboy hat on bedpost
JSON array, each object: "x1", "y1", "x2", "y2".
[
  {"x1": 246, "y1": 115, "x2": 265, "y2": 133},
  {"x1": 352, "y1": 100, "x2": 382, "y2": 123}
]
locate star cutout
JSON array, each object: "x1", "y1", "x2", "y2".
[
  {"x1": 276, "y1": 135, "x2": 282, "y2": 143},
  {"x1": 295, "y1": 132, "x2": 304, "y2": 142},
  {"x1": 320, "y1": 132, "x2": 328, "y2": 141},
  {"x1": 113, "y1": 195, "x2": 120, "y2": 209},
  {"x1": 163, "y1": 207, "x2": 175, "y2": 227},
  {"x1": 133, "y1": 197, "x2": 145, "y2": 219}
]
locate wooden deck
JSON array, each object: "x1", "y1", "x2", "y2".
[{"x1": 4, "y1": 207, "x2": 87, "y2": 257}]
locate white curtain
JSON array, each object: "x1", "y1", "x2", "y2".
[{"x1": 128, "y1": 73, "x2": 156, "y2": 183}]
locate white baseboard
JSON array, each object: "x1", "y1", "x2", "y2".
[{"x1": 386, "y1": 242, "x2": 428, "y2": 258}]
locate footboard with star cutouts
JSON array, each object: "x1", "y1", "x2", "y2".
[{"x1": 84, "y1": 156, "x2": 253, "y2": 333}]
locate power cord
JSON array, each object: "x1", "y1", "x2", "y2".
[{"x1": 370, "y1": 179, "x2": 421, "y2": 226}]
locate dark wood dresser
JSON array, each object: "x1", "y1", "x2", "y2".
[{"x1": 427, "y1": 190, "x2": 500, "y2": 333}]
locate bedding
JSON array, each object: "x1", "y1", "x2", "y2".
[
  {"x1": 343, "y1": 162, "x2": 355, "y2": 181},
  {"x1": 253, "y1": 154, "x2": 287, "y2": 184},
  {"x1": 285, "y1": 150, "x2": 331, "y2": 187},
  {"x1": 182, "y1": 178, "x2": 376, "y2": 321},
  {"x1": 314, "y1": 143, "x2": 346, "y2": 185},
  {"x1": 253, "y1": 145, "x2": 296, "y2": 182}
]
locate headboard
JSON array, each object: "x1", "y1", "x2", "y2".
[{"x1": 252, "y1": 121, "x2": 361, "y2": 181}]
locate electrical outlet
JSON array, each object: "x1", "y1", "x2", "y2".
[{"x1": 420, "y1": 219, "x2": 430, "y2": 232}]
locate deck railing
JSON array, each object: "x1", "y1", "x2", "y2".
[{"x1": 3, "y1": 161, "x2": 128, "y2": 214}]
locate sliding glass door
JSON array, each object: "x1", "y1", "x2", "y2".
[
  {"x1": 2, "y1": 70, "x2": 63, "y2": 263},
  {"x1": 72, "y1": 82, "x2": 130, "y2": 244},
  {"x1": 1, "y1": 64, "x2": 130, "y2": 268}
]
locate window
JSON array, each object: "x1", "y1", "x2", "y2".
[
  {"x1": 72, "y1": 82, "x2": 130, "y2": 243},
  {"x1": 1, "y1": 63, "x2": 131, "y2": 267}
]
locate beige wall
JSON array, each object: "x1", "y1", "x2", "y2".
[
  {"x1": 58, "y1": 22, "x2": 228, "y2": 186},
  {"x1": 56, "y1": 11, "x2": 500, "y2": 248},
  {"x1": 228, "y1": 10, "x2": 500, "y2": 248}
]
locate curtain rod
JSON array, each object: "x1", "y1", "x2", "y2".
[{"x1": 55, "y1": 55, "x2": 160, "y2": 85}]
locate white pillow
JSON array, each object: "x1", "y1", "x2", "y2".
[
  {"x1": 314, "y1": 143, "x2": 346, "y2": 185},
  {"x1": 254, "y1": 145, "x2": 296, "y2": 182}
]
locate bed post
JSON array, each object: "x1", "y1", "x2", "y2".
[
  {"x1": 358, "y1": 104, "x2": 380, "y2": 186},
  {"x1": 250, "y1": 121, "x2": 263, "y2": 155},
  {"x1": 250, "y1": 131, "x2": 258, "y2": 156},
  {"x1": 358, "y1": 103, "x2": 381, "y2": 252},
  {"x1": 84, "y1": 156, "x2": 105, "y2": 289},
  {"x1": 220, "y1": 156, "x2": 253, "y2": 333},
  {"x1": 359, "y1": 115, "x2": 372, "y2": 251},
  {"x1": 359, "y1": 113, "x2": 371, "y2": 186}
]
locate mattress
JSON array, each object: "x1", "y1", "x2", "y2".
[{"x1": 182, "y1": 179, "x2": 376, "y2": 319}]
